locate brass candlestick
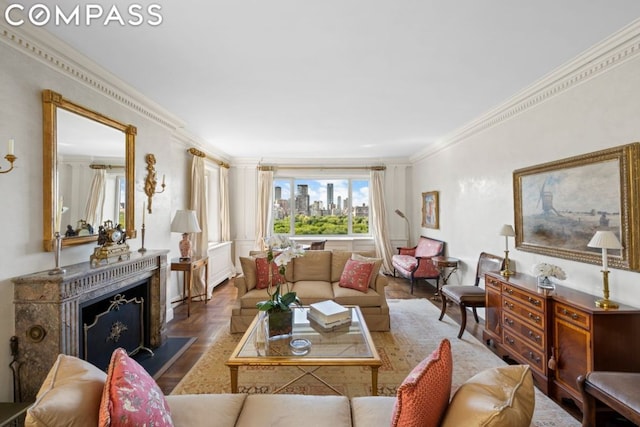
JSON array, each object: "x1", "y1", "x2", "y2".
[
  {"x1": 500, "y1": 249, "x2": 514, "y2": 277},
  {"x1": 595, "y1": 270, "x2": 619, "y2": 309},
  {"x1": 138, "y1": 223, "x2": 147, "y2": 253}
]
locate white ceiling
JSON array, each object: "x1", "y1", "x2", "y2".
[{"x1": 39, "y1": 1, "x2": 640, "y2": 160}]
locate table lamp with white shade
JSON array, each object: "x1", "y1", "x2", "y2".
[
  {"x1": 171, "y1": 210, "x2": 201, "y2": 261},
  {"x1": 587, "y1": 230, "x2": 622, "y2": 309},
  {"x1": 499, "y1": 224, "x2": 515, "y2": 277}
]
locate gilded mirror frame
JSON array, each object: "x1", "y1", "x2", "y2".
[{"x1": 42, "y1": 89, "x2": 136, "y2": 252}]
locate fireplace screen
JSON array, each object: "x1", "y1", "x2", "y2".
[{"x1": 83, "y1": 293, "x2": 153, "y2": 371}]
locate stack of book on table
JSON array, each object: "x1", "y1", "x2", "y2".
[{"x1": 307, "y1": 300, "x2": 352, "y2": 331}]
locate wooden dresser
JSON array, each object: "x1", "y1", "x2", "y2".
[{"x1": 483, "y1": 272, "x2": 640, "y2": 412}]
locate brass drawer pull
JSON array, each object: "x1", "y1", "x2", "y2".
[
  {"x1": 505, "y1": 336, "x2": 515, "y2": 345},
  {"x1": 527, "y1": 330, "x2": 541, "y2": 342},
  {"x1": 527, "y1": 296, "x2": 541, "y2": 306},
  {"x1": 504, "y1": 317, "x2": 514, "y2": 326},
  {"x1": 504, "y1": 301, "x2": 514, "y2": 310},
  {"x1": 529, "y1": 351, "x2": 541, "y2": 363},
  {"x1": 528, "y1": 312, "x2": 541, "y2": 323},
  {"x1": 561, "y1": 308, "x2": 579, "y2": 320},
  {"x1": 505, "y1": 288, "x2": 514, "y2": 294}
]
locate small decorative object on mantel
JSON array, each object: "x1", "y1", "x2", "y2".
[
  {"x1": 532, "y1": 262, "x2": 566, "y2": 290},
  {"x1": 90, "y1": 220, "x2": 130, "y2": 266},
  {"x1": 256, "y1": 235, "x2": 305, "y2": 339}
]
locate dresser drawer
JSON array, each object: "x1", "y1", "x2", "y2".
[
  {"x1": 554, "y1": 302, "x2": 590, "y2": 331},
  {"x1": 503, "y1": 330, "x2": 547, "y2": 375},
  {"x1": 502, "y1": 296, "x2": 545, "y2": 330},
  {"x1": 502, "y1": 313, "x2": 545, "y2": 351},
  {"x1": 485, "y1": 275, "x2": 503, "y2": 292},
  {"x1": 502, "y1": 283, "x2": 545, "y2": 312}
]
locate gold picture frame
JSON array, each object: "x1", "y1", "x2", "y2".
[
  {"x1": 513, "y1": 143, "x2": 640, "y2": 271},
  {"x1": 421, "y1": 191, "x2": 439, "y2": 229}
]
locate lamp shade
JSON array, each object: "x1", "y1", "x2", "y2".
[
  {"x1": 499, "y1": 224, "x2": 515, "y2": 237},
  {"x1": 587, "y1": 230, "x2": 622, "y2": 249},
  {"x1": 170, "y1": 210, "x2": 201, "y2": 234}
]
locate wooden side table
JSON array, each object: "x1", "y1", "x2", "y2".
[
  {"x1": 0, "y1": 402, "x2": 32, "y2": 426},
  {"x1": 170, "y1": 257, "x2": 209, "y2": 317},
  {"x1": 431, "y1": 256, "x2": 459, "y2": 297}
]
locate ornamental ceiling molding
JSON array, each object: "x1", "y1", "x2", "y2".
[
  {"x1": 0, "y1": 21, "x2": 184, "y2": 131},
  {"x1": 412, "y1": 17, "x2": 640, "y2": 163}
]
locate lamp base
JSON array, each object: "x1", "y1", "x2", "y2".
[
  {"x1": 595, "y1": 299, "x2": 619, "y2": 310},
  {"x1": 500, "y1": 269, "x2": 514, "y2": 277}
]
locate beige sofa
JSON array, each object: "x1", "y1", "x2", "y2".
[
  {"x1": 230, "y1": 250, "x2": 391, "y2": 333},
  {"x1": 25, "y1": 353, "x2": 535, "y2": 427}
]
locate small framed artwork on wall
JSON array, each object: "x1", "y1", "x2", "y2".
[{"x1": 422, "y1": 191, "x2": 439, "y2": 229}]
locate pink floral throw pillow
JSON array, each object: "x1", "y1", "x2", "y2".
[
  {"x1": 339, "y1": 259, "x2": 375, "y2": 293},
  {"x1": 99, "y1": 348, "x2": 173, "y2": 427},
  {"x1": 391, "y1": 338, "x2": 453, "y2": 427},
  {"x1": 255, "y1": 257, "x2": 286, "y2": 289}
]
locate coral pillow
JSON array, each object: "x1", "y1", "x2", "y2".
[
  {"x1": 255, "y1": 257, "x2": 286, "y2": 289},
  {"x1": 391, "y1": 338, "x2": 453, "y2": 427},
  {"x1": 339, "y1": 259, "x2": 375, "y2": 293},
  {"x1": 99, "y1": 348, "x2": 173, "y2": 427}
]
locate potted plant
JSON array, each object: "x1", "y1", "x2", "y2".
[{"x1": 256, "y1": 235, "x2": 305, "y2": 338}]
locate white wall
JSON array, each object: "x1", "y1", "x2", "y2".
[{"x1": 411, "y1": 49, "x2": 640, "y2": 307}]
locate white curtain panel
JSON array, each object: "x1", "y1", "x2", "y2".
[
  {"x1": 370, "y1": 169, "x2": 395, "y2": 274},
  {"x1": 220, "y1": 166, "x2": 231, "y2": 242},
  {"x1": 255, "y1": 169, "x2": 274, "y2": 250},
  {"x1": 190, "y1": 156, "x2": 209, "y2": 299},
  {"x1": 84, "y1": 168, "x2": 106, "y2": 229}
]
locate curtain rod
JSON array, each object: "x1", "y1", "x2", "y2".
[
  {"x1": 187, "y1": 147, "x2": 230, "y2": 168},
  {"x1": 258, "y1": 165, "x2": 385, "y2": 171},
  {"x1": 89, "y1": 164, "x2": 125, "y2": 170}
]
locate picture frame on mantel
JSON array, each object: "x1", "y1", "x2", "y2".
[
  {"x1": 421, "y1": 191, "x2": 439, "y2": 229},
  {"x1": 513, "y1": 143, "x2": 640, "y2": 271}
]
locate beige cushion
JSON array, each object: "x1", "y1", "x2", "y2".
[
  {"x1": 235, "y1": 394, "x2": 351, "y2": 427},
  {"x1": 351, "y1": 396, "x2": 396, "y2": 427},
  {"x1": 25, "y1": 354, "x2": 107, "y2": 427},
  {"x1": 239, "y1": 256, "x2": 257, "y2": 291},
  {"x1": 441, "y1": 364, "x2": 535, "y2": 427},
  {"x1": 292, "y1": 251, "x2": 332, "y2": 282},
  {"x1": 166, "y1": 394, "x2": 247, "y2": 427},
  {"x1": 351, "y1": 253, "x2": 382, "y2": 289}
]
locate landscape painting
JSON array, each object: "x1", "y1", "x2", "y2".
[{"x1": 513, "y1": 143, "x2": 640, "y2": 271}]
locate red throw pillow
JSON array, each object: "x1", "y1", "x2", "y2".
[
  {"x1": 255, "y1": 257, "x2": 286, "y2": 289},
  {"x1": 99, "y1": 348, "x2": 173, "y2": 427},
  {"x1": 339, "y1": 259, "x2": 374, "y2": 293},
  {"x1": 391, "y1": 338, "x2": 453, "y2": 427}
]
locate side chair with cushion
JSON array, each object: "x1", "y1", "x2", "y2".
[
  {"x1": 577, "y1": 371, "x2": 640, "y2": 427},
  {"x1": 392, "y1": 236, "x2": 445, "y2": 294},
  {"x1": 438, "y1": 252, "x2": 504, "y2": 339}
]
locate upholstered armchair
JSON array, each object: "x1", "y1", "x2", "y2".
[{"x1": 392, "y1": 236, "x2": 445, "y2": 293}]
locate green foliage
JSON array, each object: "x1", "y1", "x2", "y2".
[
  {"x1": 273, "y1": 214, "x2": 369, "y2": 235},
  {"x1": 256, "y1": 284, "x2": 300, "y2": 312}
]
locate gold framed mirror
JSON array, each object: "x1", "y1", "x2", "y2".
[{"x1": 42, "y1": 89, "x2": 136, "y2": 251}]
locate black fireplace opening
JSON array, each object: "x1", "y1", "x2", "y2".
[{"x1": 79, "y1": 279, "x2": 151, "y2": 371}]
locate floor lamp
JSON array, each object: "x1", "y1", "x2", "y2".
[{"x1": 395, "y1": 209, "x2": 412, "y2": 247}]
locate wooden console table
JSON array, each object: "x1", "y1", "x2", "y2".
[
  {"x1": 171, "y1": 257, "x2": 209, "y2": 317},
  {"x1": 483, "y1": 272, "x2": 640, "y2": 416}
]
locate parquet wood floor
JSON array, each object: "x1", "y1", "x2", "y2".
[{"x1": 156, "y1": 275, "x2": 482, "y2": 394}]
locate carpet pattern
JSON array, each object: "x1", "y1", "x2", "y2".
[{"x1": 172, "y1": 299, "x2": 579, "y2": 426}]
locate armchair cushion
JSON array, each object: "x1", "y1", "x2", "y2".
[{"x1": 392, "y1": 237, "x2": 444, "y2": 280}]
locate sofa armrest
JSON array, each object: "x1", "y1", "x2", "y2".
[
  {"x1": 166, "y1": 394, "x2": 247, "y2": 427},
  {"x1": 351, "y1": 396, "x2": 395, "y2": 427},
  {"x1": 396, "y1": 246, "x2": 416, "y2": 256},
  {"x1": 234, "y1": 275, "x2": 248, "y2": 297},
  {"x1": 374, "y1": 273, "x2": 388, "y2": 295}
]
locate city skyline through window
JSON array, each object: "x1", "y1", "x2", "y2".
[{"x1": 273, "y1": 178, "x2": 370, "y2": 235}]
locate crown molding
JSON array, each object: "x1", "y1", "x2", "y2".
[
  {"x1": 411, "y1": 17, "x2": 640, "y2": 163},
  {"x1": 0, "y1": 19, "x2": 185, "y2": 131}
]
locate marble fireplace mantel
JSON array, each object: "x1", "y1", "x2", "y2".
[{"x1": 12, "y1": 249, "x2": 169, "y2": 401}]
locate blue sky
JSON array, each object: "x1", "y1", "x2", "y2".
[{"x1": 275, "y1": 179, "x2": 369, "y2": 208}]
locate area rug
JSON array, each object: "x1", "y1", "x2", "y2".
[{"x1": 171, "y1": 299, "x2": 579, "y2": 426}]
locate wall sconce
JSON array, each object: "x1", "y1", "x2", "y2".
[
  {"x1": 0, "y1": 138, "x2": 17, "y2": 174},
  {"x1": 499, "y1": 224, "x2": 516, "y2": 276},
  {"x1": 144, "y1": 153, "x2": 166, "y2": 213}
]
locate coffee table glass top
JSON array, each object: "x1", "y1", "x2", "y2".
[{"x1": 235, "y1": 306, "x2": 376, "y2": 360}]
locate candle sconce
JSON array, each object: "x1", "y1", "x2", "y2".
[
  {"x1": 0, "y1": 138, "x2": 17, "y2": 174},
  {"x1": 143, "y1": 153, "x2": 166, "y2": 214}
]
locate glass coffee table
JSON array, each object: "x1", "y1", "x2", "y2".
[{"x1": 225, "y1": 305, "x2": 382, "y2": 395}]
